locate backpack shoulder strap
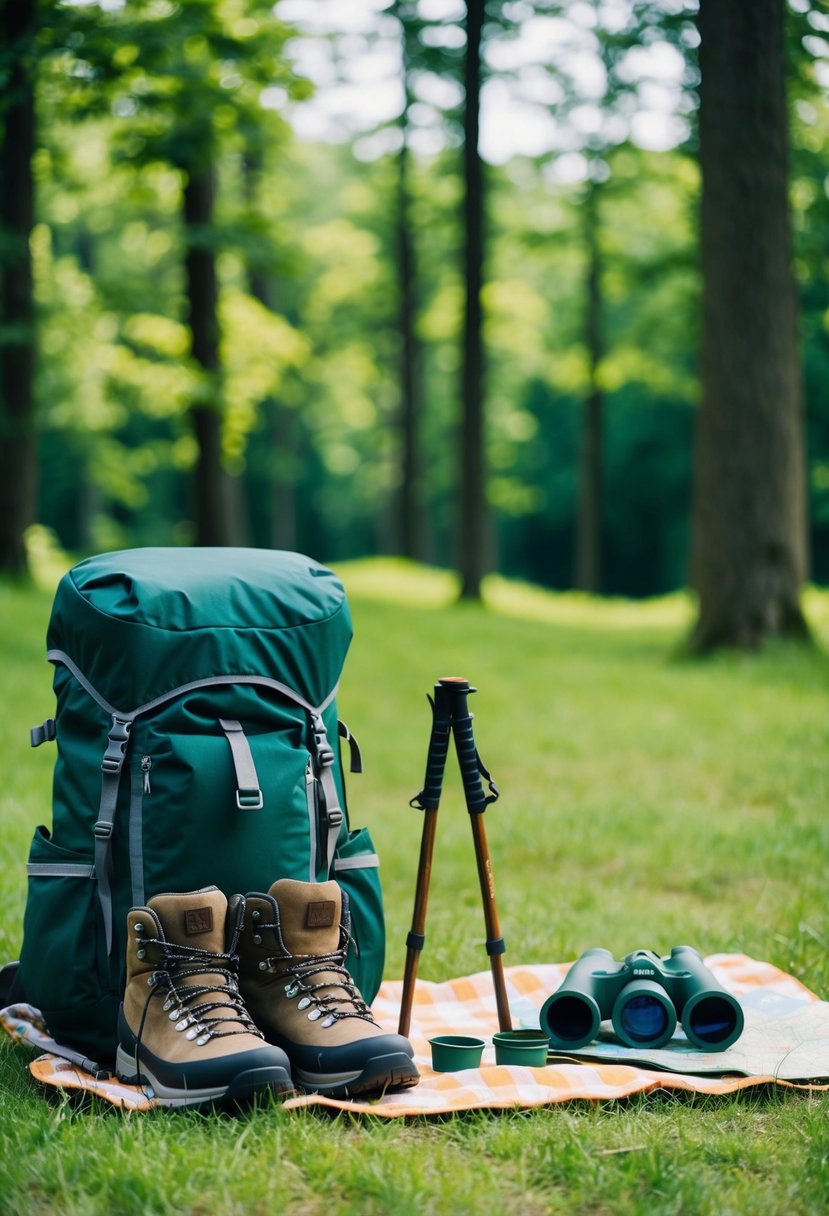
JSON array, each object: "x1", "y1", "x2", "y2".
[
  {"x1": 310, "y1": 712, "x2": 344, "y2": 873},
  {"x1": 95, "y1": 716, "x2": 133, "y2": 953}
]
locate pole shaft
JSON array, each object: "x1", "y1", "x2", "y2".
[
  {"x1": 470, "y1": 813, "x2": 512, "y2": 1030},
  {"x1": 398, "y1": 809, "x2": 438, "y2": 1036}
]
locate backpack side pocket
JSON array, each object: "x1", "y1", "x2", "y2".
[
  {"x1": 333, "y1": 826, "x2": 385, "y2": 1005},
  {"x1": 18, "y1": 825, "x2": 119, "y2": 1064}
]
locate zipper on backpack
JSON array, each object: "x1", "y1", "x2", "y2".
[
  {"x1": 306, "y1": 758, "x2": 321, "y2": 880},
  {"x1": 141, "y1": 756, "x2": 152, "y2": 794}
]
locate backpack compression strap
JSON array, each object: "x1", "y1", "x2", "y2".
[
  {"x1": 311, "y1": 712, "x2": 344, "y2": 874},
  {"x1": 218, "y1": 719, "x2": 264, "y2": 810},
  {"x1": 96, "y1": 716, "x2": 133, "y2": 954}
]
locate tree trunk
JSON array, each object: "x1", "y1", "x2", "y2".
[
  {"x1": 183, "y1": 164, "x2": 235, "y2": 546},
  {"x1": 690, "y1": 0, "x2": 809, "y2": 649},
  {"x1": 575, "y1": 179, "x2": 604, "y2": 593},
  {"x1": 396, "y1": 111, "x2": 426, "y2": 562},
  {"x1": 0, "y1": 0, "x2": 37, "y2": 577},
  {"x1": 458, "y1": 0, "x2": 488, "y2": 600},
  {"x1": 242, "y1": 150, "x2": 296, "y2": 551}
]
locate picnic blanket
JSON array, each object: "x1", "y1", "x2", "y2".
[{"x1": 3, "y1": 955, "x2": 828, "y2": 1115}]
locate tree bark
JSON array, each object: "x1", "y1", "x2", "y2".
[
  {"x1": 183, "y1": 164, "x2": 234, "y2": 546},
  {"x1": 0, "y1": 0, "x2": 38, "y2": 576},
  {"x1": 575, "y1": 178, "x2": 604, "y2": 593},
  {"x1": 396, "y1": 115, "x2": 426, "y2": 562},
  {"x1": 458, "y1": 0, "x2": 488, "y2": 600},
  {"x1": 690, "y1": 0, "x2": 809, "y2": 649},
  {"x1": 242, "y1": 150, "x2": 296, "y2": 551}
]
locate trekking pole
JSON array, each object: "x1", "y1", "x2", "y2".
[
  {"x1": 398, "y1": 677, "x2": 513, "y2": 1037},
  {"x1": 444, "y1": 677, "x2": 513, "y2": 1032},
  {"x1": 398, "y1": 678, "x2": 455, "y2": 1037}
]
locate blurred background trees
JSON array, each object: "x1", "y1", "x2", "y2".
[
  {"x1": 0, "y1": 0, "x2": 37, "y2": 575},
  {"x1": 1, "y1": 0, "x2": 827, "y2": 647},
  {"x1": 691, "y1": 0, "x2": 810, "y2": 649}
]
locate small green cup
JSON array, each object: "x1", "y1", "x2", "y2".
[
  {"x1": 493, "y1": 1030, "x2": 550, "y2": 1067},
  {"x1": 429, "y1": 1035, "x2": 486, "y2": 1072}
]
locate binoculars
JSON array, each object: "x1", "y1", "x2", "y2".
[{"x1": 539, "y1": 946, "x2": 744, "y2": 1052}]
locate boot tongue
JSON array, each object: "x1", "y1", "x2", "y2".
[
  {"x1": 269, "y1": 878, "x2": 341, "y2": 956},
  {"x1": 148, "y1": 887, "x2": 228, "y2": 955}
]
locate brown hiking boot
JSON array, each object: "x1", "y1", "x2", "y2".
[
  {"x1": 115, "y1": 886, "x2": 294, "y2": 1107},
  {"x1": 235, "y1": 878, "x2": 419, "y2": 1098}
]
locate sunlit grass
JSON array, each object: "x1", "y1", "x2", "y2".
[
  {"x1": 1, "y1": 560, "x2": 828, "y2": 1214},
  {"x1": 335, "y1": 556, "x2": 696, "y2": 631}
]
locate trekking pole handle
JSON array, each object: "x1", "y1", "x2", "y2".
[
  {"x1": 409, "y1": 678, "x2": 457, "y2": 812},
  {"x1": 445, "y1": 678, "x2": 499, "y2": 815}
]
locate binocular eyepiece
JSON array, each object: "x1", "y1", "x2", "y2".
[{"x1": 539, "y1": 946, "x2": 744, "y2": 1052}]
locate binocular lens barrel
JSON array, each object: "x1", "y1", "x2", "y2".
[
  {"x1": 617, "y1": 994, "x2": 668, "y2": 1044},
  {"x1": 541, "y1": 993, "x2": 601, "y2": 1049},
  {"x1": 683, "y1": 994, "x2": 744, "y2": 1050},
  {"x1": 612, "y1": 982, "x2": 676, "y2": 1048}
]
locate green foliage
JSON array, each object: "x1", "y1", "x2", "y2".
[
  {"x1": 482, "y1": 143, "x2": 698, "y2": 592},
  {"x1": 789, "y1": 20, "x2": 829, "y2": 576},
  {"x1": 2, "y1": 566, "x2": 829, "y2": 1212},
  {"x1": 220, "y1": 286, "x2": 310, "y2": 467},
  {"x1": 49, "y1": 0, "x2": 306, "y2": 172},
  {"x1": 4, "y1": 0, "x2": 829, "y2": 591}
]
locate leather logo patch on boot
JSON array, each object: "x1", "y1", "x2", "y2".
[
  {"x1": 305, "y1": 900, "x2": 336, "y2": 929},
  {"x1": 184, "y1": 907, "x2": 214, "y2": 935}
]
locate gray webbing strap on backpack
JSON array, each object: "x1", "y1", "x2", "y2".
[
  {"x1": 219, "y1": 719, "x2": 263, "y2": 810},
  {"x1": 311, "y1": 712, "x2": 344, "y2": 872},
  {"x1": 26, "y1": 861, "x2": 96, "y2": 878},
  {"x1": 128, "y1": 759, "x2": 146, "y2": 908},
  {"x1": 333, "y1": 852, "x2": 379, "y2": 872},
  {"x1": 4, "y1": 1005, "x2": 111, "y2": 1078},
  {"x1": 95, "y1": 716, "x2": 132, "y2": 954},
  {"x1": 46, "y1": 1039, "x2": 112, "y2": 1080},
  {"x1": 30, "y1": 719, "x2": 56, "y2": 747},
  {"x1": 338, "y1": 720, "x2": 363, "y2": 774}
]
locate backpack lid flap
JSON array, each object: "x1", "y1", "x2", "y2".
[{"x1": 47, "y1": 548, "x2": 352, "y2": 711}]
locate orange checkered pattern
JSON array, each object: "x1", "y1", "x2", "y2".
[
  {"x1": 283, "y1": 955, "x2": 824, "y2": 1116},
  {"x1": 8, "y1": 956, "x2": 825, "y2": 1114}
]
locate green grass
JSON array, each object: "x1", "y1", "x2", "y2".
[{"x1": 2, "y1": 557, "x2": 828, "y2": 1215}]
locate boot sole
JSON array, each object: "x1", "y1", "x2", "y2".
[
  {"x1": 115, "y1": 1046, "x2": 294, "y2": 1109},
  {"x1": 293, "y1": 1051, "x2": 420, "y2": 1099}
]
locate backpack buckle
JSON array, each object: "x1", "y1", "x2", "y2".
[
  {"x1": 93, "y1": 820, "x2": 114, "y2": 840},
  {"x1": 236, "y1": 788, "x2": 264, "y2": 811},
  {"x1": 311, "y1": 717, "x2": 334, "y2": 769},
  {"x1": 101, "y1": 717, "x2": 132, "y2": 773},
  {"x1": 315, "y1": 741, "x2": 334, "y2": 769}
]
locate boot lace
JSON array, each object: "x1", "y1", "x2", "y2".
[
  {"x1": 258, "y1": 928, "x2": 376, "y2": 1029},
  {"x1": 139, "y1": 937, "x2": 263, "y2": 1048}
]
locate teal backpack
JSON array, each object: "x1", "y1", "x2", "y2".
[{"x1": 18, "y1": 548, "x2": 385, "y2": 1065}]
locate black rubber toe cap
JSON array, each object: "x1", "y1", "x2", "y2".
[{"x1": 267, "y1": 1029, "x2": 415, "y2": 1076}]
